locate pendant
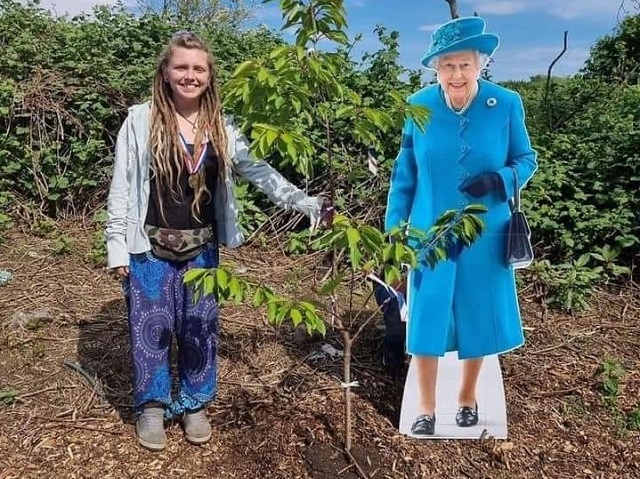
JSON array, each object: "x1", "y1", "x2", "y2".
[{"x1": 188, "y1": 173, "x2": 198, "y2": 189}]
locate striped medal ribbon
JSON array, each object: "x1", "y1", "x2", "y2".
[{"x1": 178, "y1": 131, "x2": 208, "y2": 189}]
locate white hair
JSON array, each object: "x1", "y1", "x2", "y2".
[{"x1": 428, "y1": 51, "x2": 490, "y2": 71}]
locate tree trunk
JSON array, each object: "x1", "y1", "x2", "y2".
[{"x1": 342, "y1": 330, "x2": 352, "y2": 451}]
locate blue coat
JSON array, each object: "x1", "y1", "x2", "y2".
[{"x1": 385, "y1": 79, "x2": 538, "y2": 359}]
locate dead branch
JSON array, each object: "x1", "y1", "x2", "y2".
[
  {"x1": 543, "y1": 31, "x2": 569, "y2": 129},
  {"x1": 618, "y1": 0, "x2": 640, "y2": 23},
  {"x1": 63, "y1": 361, "x2": 106, "y2": 400},
  {"x1": 43, "y1": 422, "x2": 124, "y2": 435},
  {"x1": 444, "y1": 0, "x2": 459, "y2": 19},
  {"x1": 344, "y1": 447, "x2": 371, "y2": 479},
  {"x1": 533, "y1": 385, "x2": 584, "y2": 398}
]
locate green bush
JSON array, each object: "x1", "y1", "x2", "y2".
[
  {"x1": 507, "y1": 77, "x2": 639, "y2": 269},
  {"x1": 0, "y1": 0, "x2": 281, "y2": 217},
  {"x1": 1, "y1": 1, "x2": 638, "y2": 312}
]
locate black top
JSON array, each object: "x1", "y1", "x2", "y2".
[{"x1": 145, "y1": 142, "x2": 219, "y2": 230}]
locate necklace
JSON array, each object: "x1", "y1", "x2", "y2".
[
  {"x1": 176, "y1": 110, "x2": 199, "y2": 134},
  {"x1": 446, "y1": 92, "x2": 475, "y2": 115},
  {"x1": 444, "y1": 81, "x2": 479, "y2": 115},
  {"x1": 453, "y1": 94, "x2": 474, "y2": 114}
]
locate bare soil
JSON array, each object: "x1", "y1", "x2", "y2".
[{"x1": 0, "y1": 222, "x2": 638, "y2": 479}]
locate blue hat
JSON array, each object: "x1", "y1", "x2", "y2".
[{"x1": 421, "y1": 17, "x2": 499, "y2": 69}]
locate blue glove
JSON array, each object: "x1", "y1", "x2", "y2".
[{"x1": 459, "y1": 172, "x2": 507, "y2": 201}]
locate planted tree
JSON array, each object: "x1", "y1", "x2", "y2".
[{"x1": 184, "y1": 0, "x2": 487, "y2": 461}]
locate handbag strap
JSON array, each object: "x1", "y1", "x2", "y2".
[{"x1": 511, "y1": 167, "x2": 521, "y2": 213}]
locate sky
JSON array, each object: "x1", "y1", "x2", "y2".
[{"x1": 30, "y1": 0, "x2": 634, "y2": 81}]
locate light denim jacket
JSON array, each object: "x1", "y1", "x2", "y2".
[{"x1": 106, "y1": 101, "x2": 322, "y2": 268}]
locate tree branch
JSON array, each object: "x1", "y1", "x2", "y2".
[
  {"x1": 618, "y1": 0, "x2": 640, "y2": 23},
  {"x1": 444, "y1": 0, "x2": 459, "y2": 19},
  {"x1": 543, "y1": 30, "x2": 569, "y2": 130}
]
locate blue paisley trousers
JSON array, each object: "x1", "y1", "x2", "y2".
[{"x1": 123, "y1": 244, "x2": 219, "y2": 419}]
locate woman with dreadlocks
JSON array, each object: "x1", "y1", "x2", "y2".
[{"x1": 105, "y1": 31, "x2": 326, "y2": 451}]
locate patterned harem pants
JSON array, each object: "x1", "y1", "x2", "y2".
[{"x1": 123, "y1": 244, "x2": 219, "y2": 419}]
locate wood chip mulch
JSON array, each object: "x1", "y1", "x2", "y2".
[{"x1": 0, "y1": 221, "x2": 638, "y2": 479}]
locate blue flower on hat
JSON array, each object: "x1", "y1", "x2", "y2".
[{"x1": 421, "y1": 17, "x2": 500, "y2": 69}]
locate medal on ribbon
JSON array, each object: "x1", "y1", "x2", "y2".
[{"x1": 178, "y1": 131, "x2": 208, "y2": 189}]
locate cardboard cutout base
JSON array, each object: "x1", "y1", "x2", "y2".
[{"x1": 399, "y1": 352, "x2": 508, "y2": 439}]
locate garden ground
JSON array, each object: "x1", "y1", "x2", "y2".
[{"x1": 0, "y1": 222, "x2": 638, "y2": 479}]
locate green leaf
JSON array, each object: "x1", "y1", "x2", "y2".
[
  {"x1": 314, "y1": 315, "x2": 327, "y2": 336},
  {"x1": 290, "y1": 308, "x2": 303, "y2": 326},
  {"x1": 575, "y1": 254, "x2": 591, "y2": 268},
  {"x1": 346, "y1": 228, "x2": 362, "y2": 269},
  {"x1": 335, "y1": 106, "x2": 353, "y2": 119},
  {"x1": 319, "y1": 274, "x2": 343, "y2": 295},
  {"x1": 216, "y1": 268, "x2": 228, "y2": 290},
  {"x1": 394, "y1": 240, "x2": 404, "y2": 262},
  {"x1": 233, "y1": 60, "x2": 259, "y2": 78},
  {"x1": 298, "y1": 301, "x2": 317, "y2": 314},
  {"x1": 183, "y1": 268, "x2": 208, "y2": 285},
  {"x1": 253, "y1": 288, "x2": 265, "y2": 308},
  {"x1": 228, "y1": 277, "x2": 244, "y2": 304},
  {"x1": 267, "y1": 301, "x2": 278, "y2": 321},
  {"x1": 204, "y1": 274, "x2": 215, "y2": 298},
  {"x1": 274, "y1": 304, "x2": 289, "y2": 326},
  {"x1": 463, "y1": 204, "x2": 488, "y2": 215}
]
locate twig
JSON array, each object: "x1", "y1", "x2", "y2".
[
  {"x1": 16, "y1": 386, "x2": 58, "y2": 400},
  {"x1": 351, "y1": 306, "x2": 381, "y2": 345},
  {"x1": 599, "y1": 322, "x2": 639, "y2": 331},
  {"x1": 63, "y1": 361, "x2": 106, "y2": 401},
  {"x1": 83, "y1": 380, "x2": 99, "y2": 412},
  {"x1": 344, "y1": 447, "x2": 371, "y2": 479},
  {"x1": 533, "y1": 386, "x2": 583, "y2": 398},
  {"x1": 619, "y1": 338, "x2": 640, "y2": 347},
  {"x1": 348, "y1": 270, "x2": 355, "y2": 329},
  {"x1": 528, "y1": 339, "x2": 575, "y2": 355},
  {"x1": 219, "y1": 380, "x2": 279, "y2": 388},
  {"x1": 265, "y1": 213, "x2": 288, "y2": 257},
  {"x1": 321, "y1": 249, "x2": 345, "y2": 283},
  {"x1": 341, "y1": 330, "x2": 353, "y2": 450},
  {"x1": 43, "y1": 423, "x2": 123, "y2": 435},
  {"x1": 617, "y1": 0, "x2": 639, "y2": 23}
]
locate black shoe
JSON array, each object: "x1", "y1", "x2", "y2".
[
  {"x1": 455, "y1": 403, "x2": 479, "y2": 427},
  {"x1": 410, "y1": 414, "x2": 436, "y2": 436}
]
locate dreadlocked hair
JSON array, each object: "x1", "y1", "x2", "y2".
[{"x1": 149, "y1": 31, "x2": 228, "y2": 225}]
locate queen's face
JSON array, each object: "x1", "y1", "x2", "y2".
[
  {"x1": 164, "y1": 47, "x2": 210, "y2": 107},
  {"x1": 436, "y1": 51, "x2": 481, "y2": 108}
]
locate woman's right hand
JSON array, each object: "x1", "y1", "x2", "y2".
[
  {"x1": 319, "y1": 197, "x2": 335, "y2": 228},
  {"x1": 113, "y1": 266, "x2": 129, "y2": 278}
]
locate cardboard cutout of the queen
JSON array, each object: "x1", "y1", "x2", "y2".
[{"x1": 382, "y1": 16, "x2": 538, "y2": 438}]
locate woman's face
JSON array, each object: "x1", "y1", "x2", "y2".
[
  {"x1": 164, "y1": 47, "x2": 211, "y2": 106},
  {"x1": 436, "y1": 51, "x2": 481, "y2": 106}
]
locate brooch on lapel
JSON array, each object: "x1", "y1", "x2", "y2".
[{"x1": 486, "y1": 98, "x2": 497, "y2": 107}]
